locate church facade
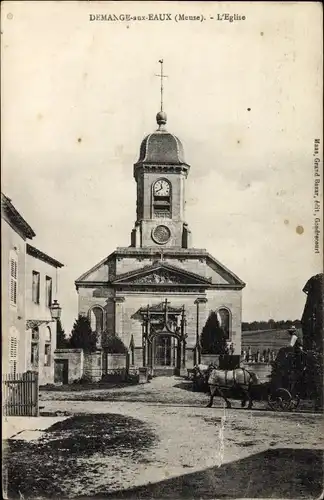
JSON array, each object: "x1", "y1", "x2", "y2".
[{"x1": 75, "y1": 110, "x2": 245, "y2": 375}]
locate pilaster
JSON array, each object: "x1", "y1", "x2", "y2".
[
  {"x1": 113, "y1": 296, "x2": 125, "y2": 336},
  {"x1": 194, "y1": 297, "x2": 208, "y2": 364}
]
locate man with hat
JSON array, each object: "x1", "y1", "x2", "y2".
[
  {"x1": 288, "y1": 325, "x2": 302, "y2": 348},
  {"x1": 287, "y1": 325, "x2": 304, "y2": 373}
]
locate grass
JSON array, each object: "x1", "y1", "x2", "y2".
[{"x1": 3, "y1": 413, "x2": 157, "y2": 499}]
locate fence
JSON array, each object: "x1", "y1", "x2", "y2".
[
  {"x1": 2, "y1": 371, "x2": 39, "y2": 417},
  {"x1": 241, "y1": 348, "x2": 278, "y2": 364}
]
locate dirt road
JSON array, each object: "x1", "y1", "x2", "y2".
[{"x1": 5, "y1": 376, "x2": 324, "y2": 499}]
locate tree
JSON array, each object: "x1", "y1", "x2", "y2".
[
  {"x1": 69, "y1": 315, "x2": 98, "y2": 352},
  {"x1": 301, "y1": 273, "x2": 324, "y2": 353},
  {"x1": 242, "y1": 319, "x2": 302, "y2": 332},
  {"x1": 200, "y1": 311, "x2": 228, "y2": 355},
  {"x1": 56, "y1": 318, "x2": 68, "y2": 348}
]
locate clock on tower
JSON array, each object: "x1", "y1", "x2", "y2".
[
  {"x1": 153, "y1": 179, "x2": 170, "y2": 196},
  {"x1": 152, "y1": 179, "x2": 171, "y2": 219}
]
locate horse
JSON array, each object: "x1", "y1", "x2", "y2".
[
  {"x1": 206, "y1": 364, "x2": 260, "y2": 409},
  {"x1": 192, "y1": 364, "x2": 211, "y2": 392}
]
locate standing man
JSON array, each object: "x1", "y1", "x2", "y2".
[
  {"x1": 287, "y1": 326, "x2": 304, "y2": 374},
  {"x1": 288, "y1": 326, "x2": 303, "y2": 350}
]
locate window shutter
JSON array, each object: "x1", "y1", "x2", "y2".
[
  {"x1": 9, "y1": 255, "x2": 18, "y2": 305},
  {"x1": 9, "y1": 336, "x2": 18, "y2": 375},
  {"x1": 9, "y1": 337, "x2": 18, "y2": 359},
  {"x1": 10, "y1": 259, "x2": 17, "y2": 279}
]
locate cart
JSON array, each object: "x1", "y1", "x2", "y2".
[
  {"x1": 267, "y1": 384, "x2": 301, "y2": 411},
  {"x1": 267, "y1": 350, "x2": 303, "y2": 411}
]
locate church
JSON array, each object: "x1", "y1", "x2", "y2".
[{"x1": 75, "y1": 75, "x2": 245, "y2": 375}]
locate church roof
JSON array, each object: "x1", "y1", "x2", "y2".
[
  {"x1": 137, "y1": 130, "x2": 185, "y2": 165},
  {"x1": 75, "y1": 250, "x2": 245, "y2": 290},
  {"x1": 135, "y1": 112, "x2": 188, "y2": 166}
]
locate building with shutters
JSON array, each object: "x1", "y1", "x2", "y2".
[
  {"x1": 75, "y1": 107, "x2": 245, "y2": 376},
  {"x1": 1, "y1": 193, "x2": 63, "y2": 384}
]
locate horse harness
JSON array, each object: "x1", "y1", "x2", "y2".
[{"x1": 225, "y1": 367, "x2": 250, "y2": 387}]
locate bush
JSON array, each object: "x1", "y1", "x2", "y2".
[
  {"x1": 101, "y1": 369, "x2": 127, "y2": 383},
  {"x1": 105, "y1": 333, "x2": 128, "y2": 354},
  {"x1": 73, "y1": 374, "x2": 92, "y2": 385},
  {"x1": 69, "y1": 315, "x2": 98, "y2": 352}
]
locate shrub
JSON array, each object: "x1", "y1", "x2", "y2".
[
  {"x1": 73, "y1": 374, "x2": 92, "y2": 385},
  {"x1": 105, "y1": 333, "x2": 128, "y2": 354},
  {"x1": 69, "y1": 315, "x2": 98, "y2": 352},
  {"x1": 200, "y1": 312, "x2": 228, "y2": 355}
]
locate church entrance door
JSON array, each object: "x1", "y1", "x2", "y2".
[
  {"x1": 152, "y1": 335, "x2": 180, "y2": 375},
  {"x1": 154, "y1": 335, "x2": 171, "y2": 366},
  {"x1": 140, "y1": 300, "x2": 186, "y2": 376}
]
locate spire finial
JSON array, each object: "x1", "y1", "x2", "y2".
[{"x1": 155, "y1": 59, "x2": 168, "y2": 130}]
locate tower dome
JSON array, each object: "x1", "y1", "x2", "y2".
[{"x1": 135, "y1": 112, "x2": 186, "y2": 165}]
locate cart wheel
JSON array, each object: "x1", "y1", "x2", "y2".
[
  {"x1": 268, "y1": 388, "x2": 292, "y2": 411},
  {"x1": 290, "y1": 394, "x2": 301, "y2": 410}
]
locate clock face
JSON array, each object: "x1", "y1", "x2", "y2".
[
  {"x1": 152, "y1": 225, "x2": 171, "y2": 244},
  {"x1": 154, "y1": 179, "x2": 170, "y2": 197}
]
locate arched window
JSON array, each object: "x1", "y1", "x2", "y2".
[
  {"x1": 89, "y1": 307, "x2": 104, "y2": 333},
  {"x1": 152, "y1": 179, "x2": 171, "y2": 219},
  {"x1": 217, "y1": 308, "x2": 231, "y2": 340},
  {"x1": 45, "y1": 326, "x2": 51, "y2": 342},
  {"x1": 31, "y1": 326, "x2": 39, "y2": 341}
]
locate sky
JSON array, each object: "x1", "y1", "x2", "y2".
[{"x1": 2, "y1": 1, "x2": 323, "y2": 334}]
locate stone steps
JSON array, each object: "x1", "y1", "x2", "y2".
[{"x1": 153, "y1": 367, "x2": 176, "y2": 377}]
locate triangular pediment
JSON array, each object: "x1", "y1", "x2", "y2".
[
  {"x1": 75, "y1": 256, "x2": 109, "y2": 284},
  {"x1": 112, "y1": 263, "x2": 212, "y2": 286},
  {"x1": 206, "y1": 253, "x2": 245, "y2": 288}
]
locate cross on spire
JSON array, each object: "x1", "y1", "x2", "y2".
[{"x1": 155, "y1": 59, "x2": 168, "y2": 112}]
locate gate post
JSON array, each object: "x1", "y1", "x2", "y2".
[{"x1": 31, "y1": 370, "x2": 40, "y2": 417}]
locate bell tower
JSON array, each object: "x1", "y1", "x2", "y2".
[{"x1": 131, "y1": 62, "x2": 192, "y2": 249}]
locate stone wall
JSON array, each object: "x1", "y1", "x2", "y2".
[
  {"x1": 54, "y1": 349, "x2": 84, "y2": 383},
  {"x1": 84, "y1": 351, "x2": 102, "y2": 382},
  {"x1": 201, "y1": 354, "x2": 220, "y2": 366},
  {"x1": 106, "y1": 353, "x2": 128, "y2": 371}
]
